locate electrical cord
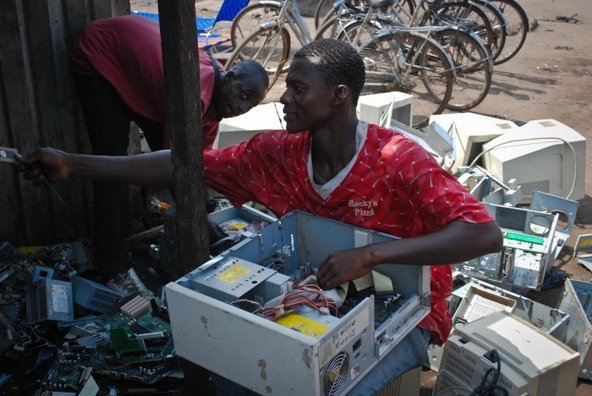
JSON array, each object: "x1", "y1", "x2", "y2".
[
  {"x1": 469, "y1": 349, "x2": 509, "y2": 396},
  {"x1": 467, "y1": 136, "x2": 578, "y2": 199}
]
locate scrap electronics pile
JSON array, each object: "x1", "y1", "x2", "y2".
[
  {"x1": 0, "y1": 241, "x2": 182, "y2": 395},
  {"x1": 2, "y1": 101, "x2": 592, "y2": 396}
]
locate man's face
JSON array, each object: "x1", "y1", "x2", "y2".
[
  {"x1": 215, "y1": 69, "x2": 267, "y2": 119},
  {"x1": 280, "y1": 58, "x2": 334, "y2": 133}
]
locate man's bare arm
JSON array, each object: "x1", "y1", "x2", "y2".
[
  {"x1": 19, "y1": 148, "x2": 174, "y2": 188},
  {"x1": 316, "y1": 220, "x2": 503, "y2": 289}
]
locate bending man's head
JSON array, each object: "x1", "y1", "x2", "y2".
[{"x1": 214, "y1": 60, "x2": 269, "y2": 119}]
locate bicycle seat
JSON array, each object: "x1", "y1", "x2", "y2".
[{"x1": 367, "y1": 0, "x2": 396, "y2": 9}]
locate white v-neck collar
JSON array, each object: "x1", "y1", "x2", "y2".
[{"x1": 308, "y1": 121, "x2": 369, "y2": 200}]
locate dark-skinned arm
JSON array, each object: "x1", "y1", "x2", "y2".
[
  {"x1": 18, "y1": 147, "x2": 174, "y2": 188},
  {"x1": 316, "y1": 220, "x2": 502, "y2": 290}
]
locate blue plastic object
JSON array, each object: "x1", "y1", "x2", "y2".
[{"x1": 131, "y1": 0, "x2": 249, "y2": 32}]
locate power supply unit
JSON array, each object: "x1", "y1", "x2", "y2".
[
  {"x1": 166, "y1": 211, "x2": 430, "y2": 395},
  {"x1": 26, "y1": 278, "x2": 74, "y2": 322}
]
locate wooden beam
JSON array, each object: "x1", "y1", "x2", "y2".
[
  {"x1": 158, "y1": 0, "x2": 209, "y2": 279},
  {"x1": 157, "y1": 1, "x2": 213, "y2": 394}
]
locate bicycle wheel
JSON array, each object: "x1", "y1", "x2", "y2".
[
  {"x1": 425, "y1": 1, "x2": 495, "y2": 60},
  {"x1": 473, "y1": 0, "x2": 507, "y2": 63},
  {"x1": 386, "y1": 0, "x2": 416, "y2": 26},
  {"x1": 488, "y1": 0, "x2": 528, "y2": 63},
  {"x1": 359, "y1": 31, "x2": 454, "y2": 128},
  {"x1": 333, "y1": 17, "x2": 381, "y2": 46},
  {"x1": 315, "y1": 15, "x2": 345, "y2": 40},
  {"x1": 315, "y1": 0, "x2": 368, "y2": 29},
  {"x1": 314, "y1": 0, "x2": 335, "y2": 29},
  {"x1": 435, "y1": 27, "x2": 493, "y2": 111},
  {"x1": 226, "y1": 26, "x2": 291, "y2": 92},
  {"x1": 230, "y1": 2, "x2": 282, "y2": 47}
]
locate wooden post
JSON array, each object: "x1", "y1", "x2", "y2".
[
  {"x1": 158, "y1": 0, "x2": 209, "y2": 278},
  {"x1": 158, "y1": 1, "x2": 213, "y2": 394}
]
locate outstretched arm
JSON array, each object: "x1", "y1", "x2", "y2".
[
  {"x1": 316, "y1": 220, "x2": 502, "y2": 290},
  {"x1": 18, "y1": 147, "x2": 174, "y2": 188}
]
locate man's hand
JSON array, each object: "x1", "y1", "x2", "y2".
[
  {"x1": 18, "y1": 147, "x2": 70, "y2": 184},
  {"x1": 208, "y1": 221, "x2": 227, "y2": 244},
  {"x1": 316, "y1": 246, "x2": 375, "y2": 290}
]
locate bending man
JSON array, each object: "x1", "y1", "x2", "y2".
[{"x1": 70, "y1": 15, "x2": 268, "y2": 278}]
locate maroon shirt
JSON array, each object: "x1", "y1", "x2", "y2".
[
  {"x1": 70, "y1": 15, "x2": 221, "y2": 148},
  {"x1": 204, "y1": 122, "x2": 496, "y2": 345}
]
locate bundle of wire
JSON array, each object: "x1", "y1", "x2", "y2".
[
  {"x1": 256, "y1": 284, "x2": 338, "y2": 321},
  {"x1": 469, "y1": 349, "x2": 509, "y2": 396}
]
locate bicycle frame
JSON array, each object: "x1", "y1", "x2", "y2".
[{"x1": 254, "y1": 0, "x2": 315, "y2": 46}]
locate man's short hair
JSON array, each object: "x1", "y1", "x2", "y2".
[
  {"x1": 294, "y1": 39, "x2": 365, "y2": 104},
  {"x1": 232, "y1": 60, "x2": 269, "y2": 88}
]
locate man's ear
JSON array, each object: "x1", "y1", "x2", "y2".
[
  {"x1": 332, "y1": 84, "x2": 350, "y2": 106},
  {"x1": 224, "y1": 70, "x2": 236, "y2": 81}
]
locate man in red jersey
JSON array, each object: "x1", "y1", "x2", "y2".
[
  {"x1": 21, "y1": 39, "x2": 501, "y2": 394},
  {"x1": 70, "y1": 15, "x2": 268, "y2": 278}
]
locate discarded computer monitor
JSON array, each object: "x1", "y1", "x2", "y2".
[
  {"x1": 429, "y1": 112, "x2": 518, "y2": 174},
  {"x1": 434, "y1": 311, "x2": 579, "y2": 396},
  {"x1": 482, "y1": 119, "x2": 586, "y2": 203}
]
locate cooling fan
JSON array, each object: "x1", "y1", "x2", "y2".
[{"x1": 323, "y1": 351, "x2": 349, "y2": 396}]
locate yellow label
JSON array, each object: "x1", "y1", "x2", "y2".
[
  {"x1": 216, "y1": 264, "x2": 251, "y2": 283},
  {"x1": 222, "y1": 220, "x2": 249, "y2": 232},
  {"x1": 579, "y1": 238, "x2": 592, "y2": 248},
  {"x1": 276, "y1": 313, "x2": 330, "y2": 338}
]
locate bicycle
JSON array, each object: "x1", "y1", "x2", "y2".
[
  {"x1": 315, "y1": 0, "x2": 502, "y2": 62},
  {"x1": 317, "y1": 0, "x2": 493, "y2": 111},
  {"x1": 230, "y1": 0, "x2": 314, "y2": 49},
  {"x1": 390, "y1": 0, "x2": 526, "y2": 64}
]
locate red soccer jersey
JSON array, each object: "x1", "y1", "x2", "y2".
[
  {"x1": 204, "y1": 123, "x2": 495, "y2": 345},
  {"x1": 70, "y1": 15, "x2": 220, "y2": 148}
]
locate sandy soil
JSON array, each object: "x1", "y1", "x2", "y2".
[{"x1": 132, "y1": 0, "x2": 592, "y2": 393}]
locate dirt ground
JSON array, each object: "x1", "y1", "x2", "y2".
[{"x1": 132, "y1": 0, "x2": 592, "y2": 394}]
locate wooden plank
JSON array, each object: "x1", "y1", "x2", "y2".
[
  {"x1": 0, "y1": 2, "x2": 23, "y2": 244},
  {"x1": 22, "y1": 0, "x2": 73, "y2": 242},
  {"x1": 63, "y1": 0, "x2": 92, "y2": 39},
  {"x1": 91, "y1": 0, "x2": 110, "y2": 19},
  {"x1": 0, "y1": 56, "x2": 25, "y2": 244},
  {"x1": 112, "y1": 0, "x2": 130, "y2": 15},
  {"x1": 0, "y1": 0, "x2": 52, "y2": 245},
  {"x1": 48, "y1": 0, "x2": 93, "y2": 239},
  {"x1": 62, "y1": 0, "x2": 95, "y2": 245},
  {"x1": 92, "y1": 0, "x2": 130, "y2": 19}
]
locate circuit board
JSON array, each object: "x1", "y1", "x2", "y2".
[
  {"x1": 106, "y1": 310, "x2": 174, "y2": 363},
  {"x1": 41, "y1": 302, "x2": 175, "y2": 391}
]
